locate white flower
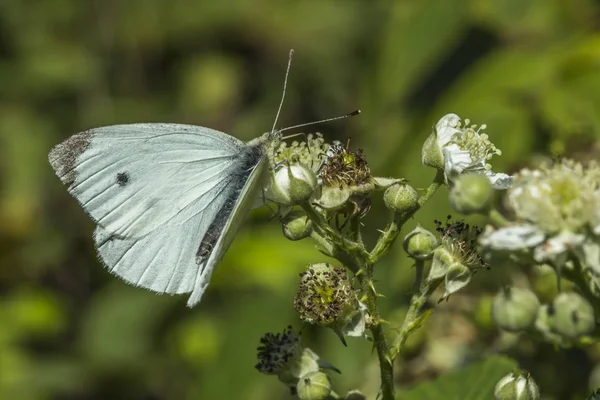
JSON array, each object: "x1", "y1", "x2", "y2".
[
  {"x1": 480, "y1": 160, "x2": 600, "y2": 269},
  {"x1": 423, "y1": 113, "x2": 512, "y2": 189},
  {"x1": 508, "y1": 160, "x2": 600, "y2": 235}
]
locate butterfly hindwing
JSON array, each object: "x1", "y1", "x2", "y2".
[{"x1": 188, "y1": 144, "x2": 269, "y2": 306}]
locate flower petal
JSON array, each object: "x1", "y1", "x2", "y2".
[
  {"x1": 533, "y1": 231, "x2": 585, "y2": 264},
  {"x1": 443, "y1": 144, "x2": 473, "y2": 176},
  {"x1": 485, "y1": 170, "x2": 513, "y2": 189},
  {"x1": 479, "y1": 224, "x2": 546, "y2": 251},
  {"x1": 435, "y1": 113, "x2": 462, "y2": 146}
]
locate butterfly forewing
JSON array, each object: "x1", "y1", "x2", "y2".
[
  {"x1": 49, "y1": 123, "x2": 269, "y2": 300},
  {"x1": 49, "y1": 123, "x2": 244, "y2": 238}
]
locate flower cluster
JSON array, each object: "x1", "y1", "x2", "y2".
[
  {"x1": 271, "y1": 133, "x2": 333, "y2": 174},
  {"x1": 480, "y1": 160, "x2": 600, "y2": 277}
]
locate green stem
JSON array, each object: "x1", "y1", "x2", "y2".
[
  {"x1": 301, "y1": 170, "x2": 445, "y2": 400},
  {"x1": 370, "y1": 170, "x2": 445, "y2": 264},
  {"x1": 303, "y1": 202, "x2": 395, "y2": 399},
  {"x1": 357, "y1": 272, "x2": 395, "y2": 400},
  {"x1": 488, "y1": 208, "x2": 510, "y2": 227},
  {"x1": 389, "y1": 262, "x2": 441, "y2": 361}
]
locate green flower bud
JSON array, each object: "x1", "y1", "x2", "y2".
[
  {"x1": 449, "y1": 173, "x2": 493, "y2": 215},
  {"x1": 550, "y1": 292, "x2": 596, "y2": 339},
  {"x1": 533, "y1": 304, "x2": 563, "y2": 343},
  {"x1": 491, "y1": 287, "x2": 540, "y2": 332},
  {"x1": 443, "y1": 261, "x2": 472, "y2": 299},
  {"x1": 271, "y1": 164, "x2": 318, "y2": 206},
  {"x1": 344, "y1": 390, "x2": 367, "y2": 400},
  {"x1": 403, "y1": 225, "x2": 438, "y2": 260},
  {"x1": 297, "y1": 371, "x2": 332, "y2": 400},
  {"x1": 422, "y1": 131, "x2": 445, "y2": 170},
  {"x1": 494, "y1": 371, "x2": 540, "y2": 400},
  {"x1": 383, "y1": 183, "x2": 418, "y2": 214},
  {"x1": 282, "y1": 211, "x2": 313, "y2": 241}
]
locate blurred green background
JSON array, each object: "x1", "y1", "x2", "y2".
[{"x1": 2, "y1": 1, "x2": 600, "y2": 399}]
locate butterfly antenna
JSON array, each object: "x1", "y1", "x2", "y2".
[
  {"x1": 278, "y1": 110, "x2": 361, "y2": 135},
  {"x1": 271, "y1": 49, "x2": 295, "y2": 135}
]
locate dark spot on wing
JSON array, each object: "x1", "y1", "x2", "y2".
[
  {"x1": 48, "y1": 129, "x2": 94, "y2": 185},
  {"x1": 116, "y1": 172, "x2": 130, "y2": 186}
]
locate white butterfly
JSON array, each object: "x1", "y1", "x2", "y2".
[
  {"x1": 49, "y1": 121, "x2": 276, "y2": 307},
  {"x1": 49, "y1": 50, "x2": 357, "y2": 307}
]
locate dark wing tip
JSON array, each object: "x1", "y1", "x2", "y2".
[{"x1": 48, "y1": 130, "x2": 94, "y2": 185}]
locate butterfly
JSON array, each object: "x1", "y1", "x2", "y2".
[{"x1": 49, "y1": 50, "x2": 358, "y2": 307}]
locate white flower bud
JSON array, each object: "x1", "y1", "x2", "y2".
[
  {"x1": 271, "y1": 164, "x2": 318, "y2": 206},
  {"x1": 491, "y1": 287, "x2": 540, "y2": 332},
  {"x1": 494, "y1": 371, "x2": 540, "y2": 400}
]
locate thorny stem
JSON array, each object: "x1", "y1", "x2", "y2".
[
  {"x1": 369, "y1": 170, "x2": 445, "y2": 264},
  {"x1": 301, "y1": 171, "x2": 445, "y2": 400},
  {"x1": 357, "y1": 271, "x2": 395, "y2": 400},
  {"x1": 303, "y1": 202, "x2": 395, "y2": 399}
]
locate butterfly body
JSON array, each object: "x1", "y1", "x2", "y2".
[{"x1": 49, "y1": 124, "x2": 276, "y2": 307}]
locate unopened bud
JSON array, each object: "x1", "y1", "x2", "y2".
[
  {"x1": 282, "y1": 211, "x2": 313, "y2": 241},
  {"x1": 383, "y1": 183, "x2": 418, "y2": 214},
  {"x1": 271, "y1": 164, "x2": 318, "y2": 206},
  {"x1": 403, "y1": 225, "x2": 438, "y2": 260},
  {"x1": 297, "y1": 371, "x2": 332, "y2": 400},
  {"x1": 344, "y1": 390, "x2": 367, "y2": 400},
  {"x1": 492, "y1": 287, "x2": 540, "y2": 332},
  {"x1": 550, "y1": 292, "x2": 595, "y2": 339},
  {"x1": 494, "y1": 371, "x2": 540, "y2": 400},
  {"x1": 449, "y1": 173, "x2": 493, "y2": 215}
]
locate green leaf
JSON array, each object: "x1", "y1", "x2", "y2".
[{"x1": 398, "y1": 356, "x2": 518, "y2": 400}]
